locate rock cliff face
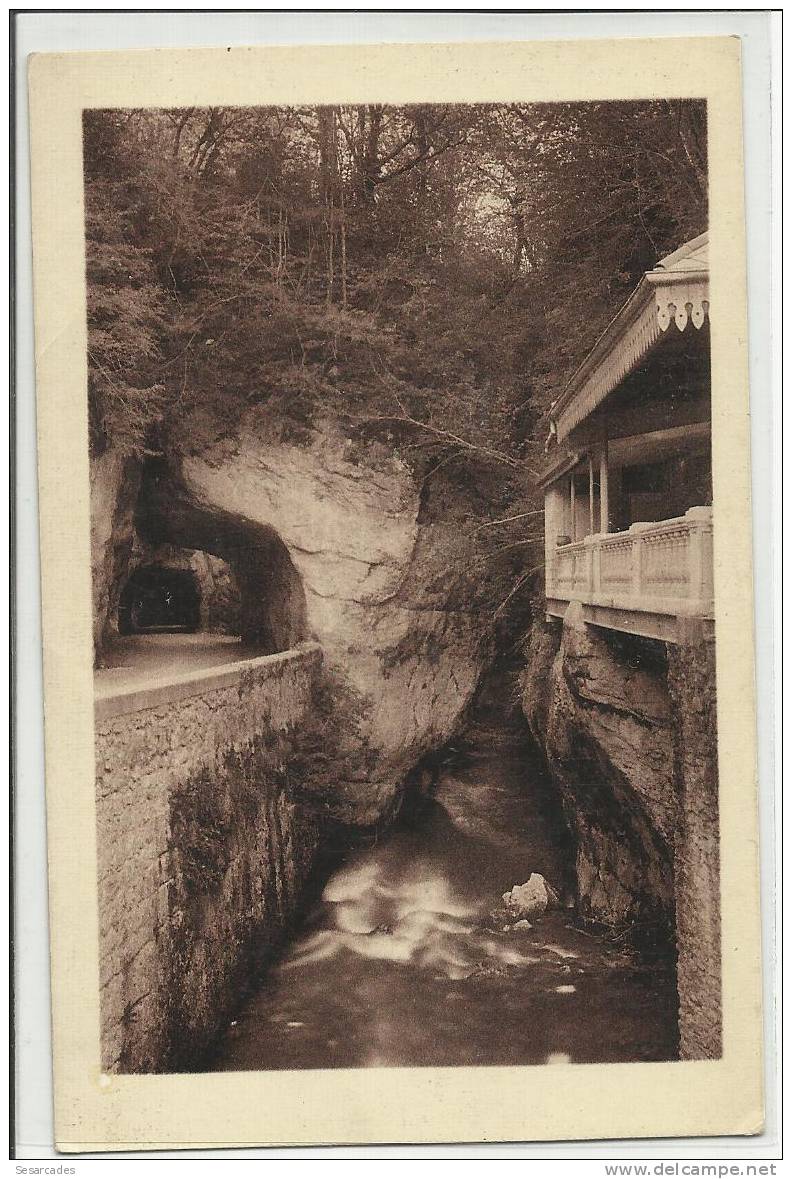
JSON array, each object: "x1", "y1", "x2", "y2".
[
  {"x1": 90, "y1": 446, "x2": 141, "y2": 655},
  {"x1": 521, "y1": 604, "x2": 677, "y2": 934},
  {"x1": 521, "y1": 606, "x2": 722, "y2": 1059},
  {"x1": 91, "y1": 412, "x2": 492, "y2": 826}
]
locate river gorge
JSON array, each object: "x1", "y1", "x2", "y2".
[
  {"x1": 91, "y1": 402, "x2": 719, "y2": 1073},
  {"x1": 215, "y1": 717, "x2": 678, "y2": 1072}
]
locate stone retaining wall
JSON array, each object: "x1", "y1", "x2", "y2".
[
  {"x1": 95, "y1": 643, "x2": 323, "y2": 1072},
  {"x1": 667, "y1": 638, "x2": 722, "y2": 1059}
]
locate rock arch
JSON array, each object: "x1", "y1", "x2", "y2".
[{"x1": 135, "y1": 460, "x2": 309, "y2": 654}]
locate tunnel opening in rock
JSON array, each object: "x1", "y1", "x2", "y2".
[
  {"x1": 118, "y1": 565, "x2": 202, "y2": 635},
  {"x1": 133, "y1": 460, "x2": 310, "y2": 655}
]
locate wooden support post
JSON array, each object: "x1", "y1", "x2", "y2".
[
  {"x1": 570, "y1": 475, "x2": 576, "y2": 542},
  {"x1": 544, "y1": 484, "x2": 566, "y2": 599},
  {"x1": 600, "y1": 441, "x2": 610, "y2": 534},
  {"x1": 588, "y1": 454, "x2": 595, "y2": 536}
]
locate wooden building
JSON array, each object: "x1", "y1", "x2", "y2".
[{"x1": 539, "y1": 233, "x2": 712, "y2": 644}]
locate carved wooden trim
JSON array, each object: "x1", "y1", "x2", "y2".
[{"x1": 553, "y1": 271, "x2": 709, "y2": 442}]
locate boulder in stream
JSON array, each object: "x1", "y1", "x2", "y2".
[{"x1": 502, "y1": 874, "x2": 558, "y2": 920}]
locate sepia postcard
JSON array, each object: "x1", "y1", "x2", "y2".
[{"x1": 28, "y1": 36, "x2": 763, "y2": 1151}]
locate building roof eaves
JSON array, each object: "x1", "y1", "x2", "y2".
[{"x1": 549, "y1": 234, "x2": 709, "y2": 441}]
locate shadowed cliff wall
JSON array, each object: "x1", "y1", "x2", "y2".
[{"x1": 521, "y1": 608, "x2": 721, "y2": 1059}]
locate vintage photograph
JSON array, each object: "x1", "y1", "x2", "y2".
[{"x1": 86, "y1": 97, "x2": 721, "y2": 1076}]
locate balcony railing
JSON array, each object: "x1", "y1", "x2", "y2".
[{"x1": 549, "y1": 506, "x2": 714, "y2": 628}]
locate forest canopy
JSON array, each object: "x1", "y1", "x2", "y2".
[{"x1": 84, "y1": 100, "x2": 707, "y2": 460}]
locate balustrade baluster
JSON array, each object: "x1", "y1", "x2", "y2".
[{"x1": 631, "y1": 533, "x2": 643, "y2": 599}]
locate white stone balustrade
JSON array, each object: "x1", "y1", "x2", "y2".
[{"x1": 548, "y1": 507, "x2": 713, "y2": 641}]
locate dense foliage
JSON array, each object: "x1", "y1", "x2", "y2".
[{"x1": 84, "y1": 101, "x2": 707, "y2": 619}]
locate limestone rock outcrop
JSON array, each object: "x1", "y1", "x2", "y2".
[{"x1": 170, "y1": 417, "x2": 490, "y2": 825}]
